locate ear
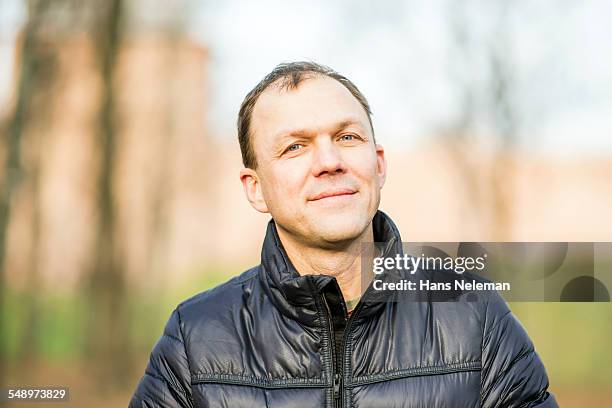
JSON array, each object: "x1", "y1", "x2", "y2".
[
  {"x1": 375, "y1": 144, "x2": 387, "y2": 189},
  {"x1": 240, "y1": 167, "x2": 270, "y2": 213}
]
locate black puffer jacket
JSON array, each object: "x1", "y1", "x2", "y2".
[{"x1": 130, "y1": 211, "x2": 557, "y2": 407}]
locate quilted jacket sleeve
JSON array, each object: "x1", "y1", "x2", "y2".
[
  {"x1": 480, "y1": 292, "x2": 558, "y2": 408},
  {"x1": 129, "y1": 308, "x2": 194, "y2": 408}
]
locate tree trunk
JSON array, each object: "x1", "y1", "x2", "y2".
[{"x1": 84, "y1": 0, "x2": 131, "y2": 390}]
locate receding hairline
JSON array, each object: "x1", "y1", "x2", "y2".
[
  {"x1": 264, "y1": 70, "x2": 324, "y2": 92},
  {"x1": 237, "y1": 62, "x2": 375, "y2": 169}
]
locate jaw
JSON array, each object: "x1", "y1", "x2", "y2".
[{"x1": 301, "y1": 205, "x2": 373, "y2": 245}]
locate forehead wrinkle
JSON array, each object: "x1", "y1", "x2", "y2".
[{"x1": 250, "y1": 77, "x2": 373, "y2": 161}]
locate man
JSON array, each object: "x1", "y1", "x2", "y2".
[{"x1": 130, "y1": 62, "x2": 557, "y2": 407}]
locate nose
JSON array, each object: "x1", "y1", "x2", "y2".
[{"x1": 311, "y1": 138, "x2": 346, "y2": 177}]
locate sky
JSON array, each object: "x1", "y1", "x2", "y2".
[{"x1": 2, "y1": 0, "x2": 611, "y2": 156}]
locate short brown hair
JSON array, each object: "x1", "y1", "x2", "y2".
[{"x1": 237, "y1": 61, "x2": 374, "y2": 169}]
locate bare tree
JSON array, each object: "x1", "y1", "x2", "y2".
[
  {"x1": 0, "y1": 0, "x2": 60, "y2": 381},
  {"x1": 487, "y1": 1, "x2": 519, "y2": 241},
  {"x1": 84, "y1": 0, "x2": 132, "y2": 389},
  {"x1": 442, "y1": 0, "x2": 484, "y2": 232},
  {"x1": 444, "y1": 0, "x2": 521, "y2": 240}
]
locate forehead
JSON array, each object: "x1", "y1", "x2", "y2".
[{"x1": 250, "y1": 76, "x2": 370, "y2": 146}]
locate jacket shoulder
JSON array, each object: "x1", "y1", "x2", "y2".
[
  {"x1": 176, "y1": 266, "x2": 260, "y2": 319},
  {"x1": 171, "y1": 266, "x2": 272, "y2": 378}
]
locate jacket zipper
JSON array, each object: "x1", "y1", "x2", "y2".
[
  {"x1": 322, "y1": 294, "x2": 343, "y2": 408},
  {"x1": 334, "y1": 256, "x2": 390, "y2": 407},
  {"x1": 333, "y1": 373, "x2": 341, "y2": 407},
  {"x1": 323, "y1": 239, "x2": 398, "y2": 408}
]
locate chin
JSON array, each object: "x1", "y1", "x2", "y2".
[{"x1": 309, "y1": 211, "x2": 370, "y2": 245}]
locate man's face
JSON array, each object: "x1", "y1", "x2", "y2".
[{"x1": 240, "y1": 76, "x2": 386, "y2": 248}]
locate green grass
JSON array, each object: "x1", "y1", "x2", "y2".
[
  {"x1": 1, "y1": 266, "x2": 235, "y2": 362},
  {"x1": 510, "y1": 302, "x2": 612, "y2": 388},
  {"x1": 2, "y1": 269, "x2": 612, "y2": 390}
]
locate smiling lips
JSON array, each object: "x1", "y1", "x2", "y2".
[{"x1": 308, "y1": 188, "x2": 357, "y2": 201}]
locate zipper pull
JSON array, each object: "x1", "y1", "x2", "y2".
[{"x1": 333, "y1": 373, "x2": 342, "y2": 399}]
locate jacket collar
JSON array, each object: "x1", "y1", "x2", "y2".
[{"x1": 258, "y1": 210, "x2": 403, "y2": 325}]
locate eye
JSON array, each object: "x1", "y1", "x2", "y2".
[
  {"x1": 339, "y1": 134, "x2": 360, "y2": 142},
  {"x1": 286, "y1": 143, "x2": 303, "y2": 152}
]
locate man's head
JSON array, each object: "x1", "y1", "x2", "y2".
[{"x1": 239, "y1": 62, "x2": 387, "y2": 248}]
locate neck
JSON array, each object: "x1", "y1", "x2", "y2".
[{"x1": 276, "y1": 223, "x2": 374, "y2": 303}]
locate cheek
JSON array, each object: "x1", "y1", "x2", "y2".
[
  {"x1": 345, "y1": 149, "x2": 380, "y2": 183},
  {"x1": 266, "y1": 163, "x2": 308, "y2": 200}
]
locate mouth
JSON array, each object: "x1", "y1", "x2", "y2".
[{"x1": 308, "y1": 188, "x2": 358, "y2": 201}]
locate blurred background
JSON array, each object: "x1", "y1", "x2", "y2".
[{"x1": 1, "y1": 0, "x2": 611, "y2": 406}]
